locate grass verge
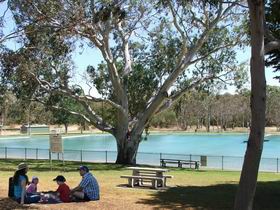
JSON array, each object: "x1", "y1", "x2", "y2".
[{"x1": 0, "y1": 159, "x2": 279, "y2": 210}]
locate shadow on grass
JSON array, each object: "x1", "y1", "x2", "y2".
[
  {"x1": 0, "y1": 159, "x2": 187, "y2": 172},
  {"x1": 137, "y1": 181, "x2": 280, "y2": 210},
  {"x1": 0, "y1": 159, "x2": 127, "y2": 172},
  {"x1": 0, "y1": 198, "x2": 39, "y2": 210}
]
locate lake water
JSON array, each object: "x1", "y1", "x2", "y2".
[{"x1": 0, "y1": 133, "x2": 279, "y2": 158}]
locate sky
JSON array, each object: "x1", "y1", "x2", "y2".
[{"x1": 1, "y1": 3, "x2": 279, "y2": 97}]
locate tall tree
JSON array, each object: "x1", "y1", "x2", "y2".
[
  {"x1": 2, "y1": 0, "x2": 246, "y2": 164},
  {"x1": 234, "y1": 0, "x2": 280, "y2": 209}
]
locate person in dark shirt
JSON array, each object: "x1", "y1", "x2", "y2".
[{"x1": 53, "y1": 175, "x2": 70, "y2": 202}]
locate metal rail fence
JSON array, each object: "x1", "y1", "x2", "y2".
[{"x1": 0, "y1": 147, "x2": 279, "y2": 172}]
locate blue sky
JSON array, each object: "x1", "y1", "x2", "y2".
[{"x1": 1, "y1": 3, "x2": 279, "y2": 96}]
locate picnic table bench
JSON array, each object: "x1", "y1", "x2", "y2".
[
  {"x1": 120, "y1": 167, "x2": 173, "y2": 189},
  {"x1": 160, "y1": 158, "x2": 200, "y2": 169}
]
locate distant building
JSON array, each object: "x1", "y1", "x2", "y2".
[{"x1": 20, "y1": 124, "x2": 50, "y2": 134}]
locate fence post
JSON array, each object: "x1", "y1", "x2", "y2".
[
  {"x1": 49, "y1": 149, "x2": 51, "y2": 162},
  {"x1": 24, "y1": 148, "x2": 27, "y2": 160},
  {"x1": 80, "y1": 150, "x2": 83, "y2": 163},
  {"x1": 222, "y1": 156, "x2": 224, "y2": 170},
  {"x1": 105, "y1": 151, "x2": 108, "y2": 163},
  {"x1": 5, "y1": 147, "x2": 7, "y2": 159},
  {"x1": 277, "y1": 158, "x2": 279, "y2": 173},
  {"x1": 36, "y1": 148, "x2": 38, "y2": 160}
]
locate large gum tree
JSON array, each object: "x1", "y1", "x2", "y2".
[{"x1": 3, "y1": 0, "x2": 246, "y2": 164}]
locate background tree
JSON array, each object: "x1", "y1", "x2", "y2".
[
  {"x1": 2, "y1": 0, "x2": 246, "y2": 164},
  {"x1": 174, "y1": 91, "x2": 204, "y2": 130},
  {"x1": 265, "y1": 0, "x2": 280, "y2": 81},
  {"x1": 266, "y1": 86, "x2": 280, "y2": 130},
  {"x1": 45, "y1": 95, "x2": 83, "y2": 134}
]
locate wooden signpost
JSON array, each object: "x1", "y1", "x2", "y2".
[
  {"x1": 49, "y1": 130, "x2": 64, "y2": 170},
  {"x1": 50, "y1": 133, "x2": 63, "y2": 153}
]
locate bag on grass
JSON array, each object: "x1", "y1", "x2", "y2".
[{"x1": 8, "y1": 177, "x2": 14, "y2": 197}]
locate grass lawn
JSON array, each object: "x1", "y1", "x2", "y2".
[{"x1": 0, "y1": 159, "x2": 280, "y2": 210}]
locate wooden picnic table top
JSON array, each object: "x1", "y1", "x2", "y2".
[{"x1": 127, "y1": 167, "x2": 169, "y2": 172}]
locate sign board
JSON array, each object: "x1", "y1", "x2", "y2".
[{"x1": 49, "y1": 133, "x2": 63, "y2": 153}]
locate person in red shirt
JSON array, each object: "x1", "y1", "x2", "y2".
[{"x1": 53, "y1": 175, "x2": 70, "y2": 202}]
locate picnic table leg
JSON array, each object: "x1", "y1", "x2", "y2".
[
  {"x1": 128, "y1": 178, "x2": 133, "y2": 187},
  {"x1": 152, "y1": 180, "x2": 158, "y2": 189},
  {"x1": 140, "y1": 177, "x2": 144, "y2": 186},
  {"x1": 163, "y1": 177, "x2": 167, "y2": 187},
  {"x1": 156, "y1": 172, "x2": 163, "y2": 187},
  {"x1": 128, "y1": 178, "x2": 131, "y2": 187},
  {"x1": 133, "y1": 170, "x2": 140, "y2": 186}
]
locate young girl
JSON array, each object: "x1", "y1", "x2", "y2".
[{"x1": 26, "y1": 176, "x2": 39, "y2": 194}]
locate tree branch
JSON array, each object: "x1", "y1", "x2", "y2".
[
  {"x1": 132, "y1": 1, "x2": 238, "y2": 136},
  {"x1": 265, "y1": 40, "x2": 280, "y2": 54},
  {"x1": 34, "y1": 98, "x2": 91, "y2": 123},
  {"x1": 0, "y1": 29, "x2": 25, "y2": 44},
  {"x1": 117, "y1": 22, "x2": 132, "y2": 76},
  {"x1": 168, "y1": 2, "x2": 188, "y2": 62},
  {"x1": 156, "y1": 75, "x2": 216, "y2": 114},
  {"x1": 29, "y1": 72, "x2": 115, "y2": 133},
  {"x1": 190, "y1": 42, "x2": 238, "y2": 65}
]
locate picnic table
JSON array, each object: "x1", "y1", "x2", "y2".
[{"x1": 120, "y1": 167, "x2": 173, "y2": 189}]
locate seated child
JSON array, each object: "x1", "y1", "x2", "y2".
[
  {"x1": 53, "y1": 175, "x2": 70, "y2": 203},
  {"x1": 26, "y1": 176, "x2": 39, "y2": 194}
]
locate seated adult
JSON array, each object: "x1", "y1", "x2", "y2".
[
  {"x1": 70, "y1": 166, "x2": 100, "y2": 201},
  {"x1": 13, "y1": 163, "x2": 40, "y2": 204}
]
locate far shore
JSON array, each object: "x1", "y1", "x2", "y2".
[{"x1": 0, "y1": 125, "x2": 279, "y2": 137}]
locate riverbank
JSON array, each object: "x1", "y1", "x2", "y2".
[{"x1": 1, "y1": 125, "x2": 279, "y2": 136}]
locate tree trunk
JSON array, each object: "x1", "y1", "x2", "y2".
[
  {"x1": 64, "y1": 123, "x2": 68, "y2": 134},
  {"x1": 80, "y1": 123, "x2": 83, "y2": 134},
  {"x1": 115, "y1": 134, "x2": 141, "y2": 165},
  {"x1": 206, "y1": 106, "x2": 211, "y2": 132},
  {"x1": 234, "y1": 0, "x2": 266, "y2": 209}
]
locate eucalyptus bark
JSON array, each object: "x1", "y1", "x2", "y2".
[
  {"x1": 114, "y1": 113, "x2": 142, "y2": 165},
  {"x1": 115, "y1": 135, "x2": 141, "y2": 165},
  {"x1": 234, "y1": 0, "x2": 266, "y2": 209}
]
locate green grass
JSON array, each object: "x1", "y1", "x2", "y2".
[{"x1": 1, "y1": 159, "x2": 280, "y2": 209}]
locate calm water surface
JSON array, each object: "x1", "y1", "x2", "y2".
[{"x1": 0, "y1": 133, "x2": 279, "y2": 157}]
